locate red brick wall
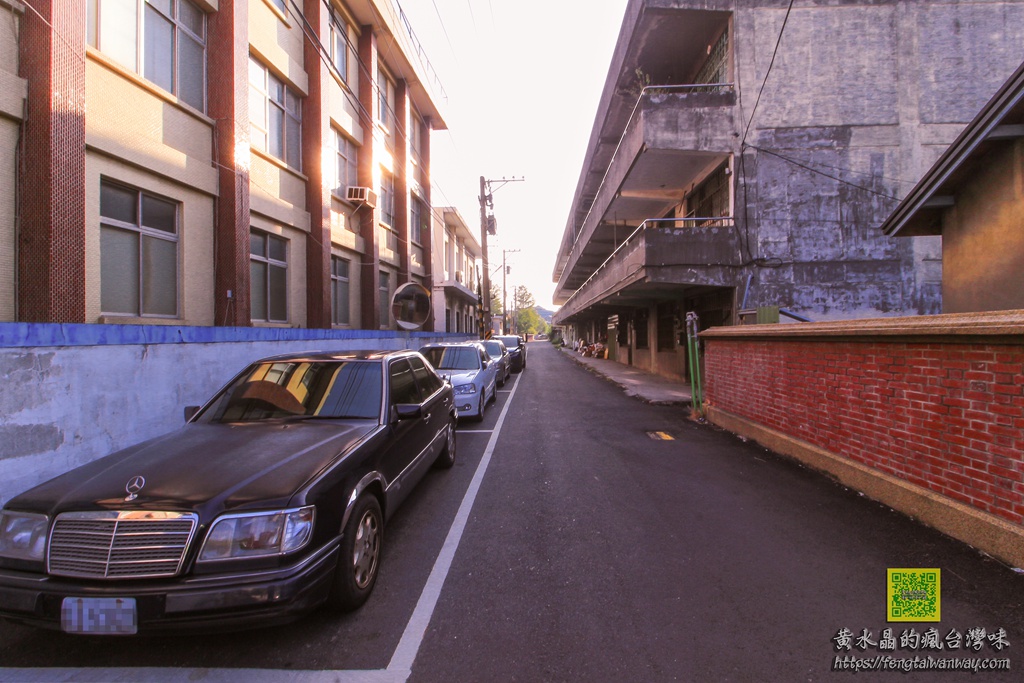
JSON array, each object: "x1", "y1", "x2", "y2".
[{"x1": 704, "y1": 337, "x2": 1024, "y2": 526}]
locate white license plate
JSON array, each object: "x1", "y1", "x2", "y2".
[{"x1": 61, "y1": 597, "x2": 137, "y2": 635}]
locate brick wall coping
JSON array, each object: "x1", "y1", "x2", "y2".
[{"x1": 700, "y1": 309, "x2": 1024, "y2": 343}]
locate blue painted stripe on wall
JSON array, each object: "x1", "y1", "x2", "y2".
[{"x1": 0, "y1": 323, "x2": 467, "y2": 348}]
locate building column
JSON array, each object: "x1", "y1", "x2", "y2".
[
  {"x1": 395, "y1": 80, "x2": 410, "y2": 285},
  {"x1": 18, "y1": 0, "x2": 87, "y2": 323},
  {"x1": 421, "y1": 115, "x2": 434, "y2": 331},
  {"x1": 357, "y1": 26, "x2": 381, "y2": 329},
  {"x1": 303, "y1": 0, "x2": 332, "y2": 329},
  {"x1": 207, "y1": 0, "x2": 251, "y2": 326}
]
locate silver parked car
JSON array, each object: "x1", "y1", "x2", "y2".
[
  {"x1": 482, "y1": 339, "x2": 512, "y2": 387},
  {"x1": 419, "y1": 342, "x2": 498, "y2": 421}
]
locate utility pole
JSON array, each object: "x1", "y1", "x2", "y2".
[
  {"x1": 502, "y1": 248, "x2": 520, "y2": 335},
  {"x1": 478, "y1": 175, "x2": 524, "y2": 337}
]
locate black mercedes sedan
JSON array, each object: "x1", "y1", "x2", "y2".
[
  {"x1": 494, "y1": 335, "x2": 527, "y2": 372},
  {"x1": 0, "y1": 350, "x2": 456, "y2": 634}
]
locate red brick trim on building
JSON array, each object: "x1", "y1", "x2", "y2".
[{"x1": 18, "y1": 0, "x2": 87, "y2": 323}]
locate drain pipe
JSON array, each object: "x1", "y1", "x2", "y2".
[{"x1": 685, "y1": 312, "x2": 704, "y2": 418}]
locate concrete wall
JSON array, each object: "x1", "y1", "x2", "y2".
[
  {"x1": 0, "y1": 323, "x2": 471, "y2": 506},
  {"x1": 701, "y1": 311, "x2": 1024, "y2": 566}
]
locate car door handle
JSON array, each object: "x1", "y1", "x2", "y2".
[{"x1": 424, "y1": 413, "x2": 431, "y2": 421}]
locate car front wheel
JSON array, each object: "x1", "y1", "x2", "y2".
[{"x1": 328, "y1": 495, "x2": 382, "y2": 612}]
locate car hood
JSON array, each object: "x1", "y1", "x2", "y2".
[
  {"x1": 7, "y1": 421, "x2": 379, "y2": 516},
  {"x1": 438, "y1": 370, "x2": 481, "y2": 386}
]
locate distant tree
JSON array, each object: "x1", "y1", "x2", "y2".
[
  {"x1": 490, "y1": 283, "x2": 503, "y2": 315},
  {"x1": 516, "y1": 307, "x2": 546, "y2": 336},
  {"x1": 512, "y1": 285, "x2": 535, "y2": 311}
]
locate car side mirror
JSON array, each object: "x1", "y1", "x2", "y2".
[
  {"x1": 184, "y1": 406, "x2": 200, "y2": 422},
  {"x1": 394, "y1": 404, "x2": 423, "y2": 421}
]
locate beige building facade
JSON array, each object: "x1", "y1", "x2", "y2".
[
  {"x1": 430, "y1": 207, "x2": 481, "y2": 334},
  {"x1": 3, "y1": 0, "x2": 445, "y2": 330}
]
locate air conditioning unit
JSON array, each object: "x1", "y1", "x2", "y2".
[
  {"x1": 346, "y1": 186, "x2": 378, "y2": 207},
  {"x1": 455, "y1": 270, "x2": 464, "y2": 283}
]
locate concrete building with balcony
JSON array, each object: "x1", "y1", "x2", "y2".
[
  {"x1": 430, "y1": 207, "x2": 481, "y2": 334},
  {"x1": 1, "y1": 0, "x2": 445, "y2": 330},
  {"x1": 552, "y1": 0, "x2": 1024, "y2": 381}
]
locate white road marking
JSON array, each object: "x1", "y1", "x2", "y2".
[
  {"x1": 2, "y1": 375, "x2": 521, "y2": 683},
  {"x1": 387, "y1": 373, "x2": 520, "y2": 676}
]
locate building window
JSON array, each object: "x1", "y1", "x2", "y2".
[
  {"x1": 635, "y1": 309, "x2": 649, "y2": 349},
  {"x1": 100, "y1": 180, "x2": 179, "y2": 317},
  {"x1": 410, "y1": 197, "x2": 428, "y2": 245},
  {"x1": 379, "y1": 271, "x2": 391, "y2": 328},
  {"x1": 377, "y1": 67, "x2": 394, "y2": 131},
  {"x1": 250, "y1": 230, "x2": 288, "y2": 322},
  {"x1": 686, "y1": 162, "x2": 731, "y2": 225},
  {"x1": 249, "y1": 56, "x2": 302, "y2": 170},
  {"x1": 334, "y1": 129, "x2": 358, "y2": 195},
  {"x1": 88, "y1": 0, "x2": 206, "y2": 112},
  {"x1": 657, "y1": 302, "x2": 677, "y2": 351},
  {"x1": 694, "y1": 28, "x2": 729, "y2": 88},
  {"x1": 330, "y1": 12, "x2": 351, "y2": 85},
  {"x1": 380, "y1": 171, "x2": 395, "y2": 227},
  {"x1": 331, "y1": 256, "x2": 350, "y2": 326},
  {"x1": 410, "y1": 112, "x2": 426, "y2": 186}
]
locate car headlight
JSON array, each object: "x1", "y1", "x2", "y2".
[
  {"x1": 198, "y1": 506, "x2": 314, "y2": 561},
  {"x1": 453, "y1": 383, "x2": 477, "y2": 395},
  {"x1": 0, "y1": 511, "x2": 49, "y2": 562}
]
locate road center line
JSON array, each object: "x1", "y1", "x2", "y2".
[{"x1": 387, "y1": 374, "x2": 521, "y2": 678}]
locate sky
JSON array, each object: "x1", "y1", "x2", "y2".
[{"x1": 398, "y1": 0, "x2": 629, "y2": 310}]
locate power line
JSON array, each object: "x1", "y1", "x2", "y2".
[
  {"x1": 741, "y1": 0, "x2": 795, "y2": 146},
  {"x1": 745, "y1": 143, "x2": 902, "y2": 202}
]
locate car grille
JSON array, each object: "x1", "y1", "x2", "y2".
[{"x1": 48, "y1": 511, "x2": 198, "y2": 579}]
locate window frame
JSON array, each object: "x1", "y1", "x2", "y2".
[
  {"x1": 250, "y1": 229, "x2": 289, "y2": 323},
  {"x1": 329, "y1": 10, "x2": 351, "y2": 86},
  {"x1": 99, "y1": 179, "x2": 180, "y2": 319},
  {"x1": 333, "y1": 128, "x2": 358, "y2": 196},
  {"x1": 331, "y1": 255, "x2": 351, "y2": 326},
  {"x1": 88, "y1": 0, "x2": 207, "y2": 112},
  {"x1": 378, "y1": 271, "x2": 391, "y2": 328},
  {"x1": 249, "y1": 56, "x2": 303, "y2": 170}
]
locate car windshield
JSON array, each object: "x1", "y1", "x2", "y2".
[
  {"x1": 496, "y1": 336, "x2": 519, "y2": 349},
  {"x1": 421, "y1": 346, "x2": 480, "y2": 371},
  {"x1": 482, "y1": 341, "x2": 503, "y2": 358},
  {"x1": 199, "y1": 361, "x2": 383, "y2": 422}
]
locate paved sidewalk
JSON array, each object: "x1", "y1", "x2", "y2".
[{"x1": 558, "y1": 347, "x2": 692, "y2": 405}]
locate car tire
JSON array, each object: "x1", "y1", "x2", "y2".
[
  {"x1": 474, "y1": 393, "x2": 485, "y2": 422},
  {"x1": 328, "y1": 495, "x2": 382, "y2": 612},
  {"x1": 434, "y1": 417, "x2": 457, "y2": 469}
]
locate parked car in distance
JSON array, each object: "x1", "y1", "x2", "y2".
[
  {"x1": 494, "y1": 335, "x2": 527, "y2": 372},
  {"x1": 0, "y1": 350, "x2": 456, "y2": 635},
  {"x1": 419, "y1": 342, "x2": 497, "y2": 421},
  {"x1": 482, "y1": 339, "x2": 512, "y2": 387}
]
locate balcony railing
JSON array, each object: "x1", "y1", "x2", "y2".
[
  {"x1": 565, "y1": 83, "x2": 736, "y2": 274},
  {"x1": 561, "y1": 216, "x2": 737, "y2": 311}
]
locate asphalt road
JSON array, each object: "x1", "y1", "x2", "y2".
[{"x1": 1, "y1": 341, "x2": 1022, "y2": 682}]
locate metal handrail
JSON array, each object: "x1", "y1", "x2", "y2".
[{"x1": 560, "y1": 216, "x2": 736, "y2": 311}]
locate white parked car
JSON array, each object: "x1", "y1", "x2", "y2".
[{"x1": 419, "y1": 342, "x2": 498, "y2": 421}]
